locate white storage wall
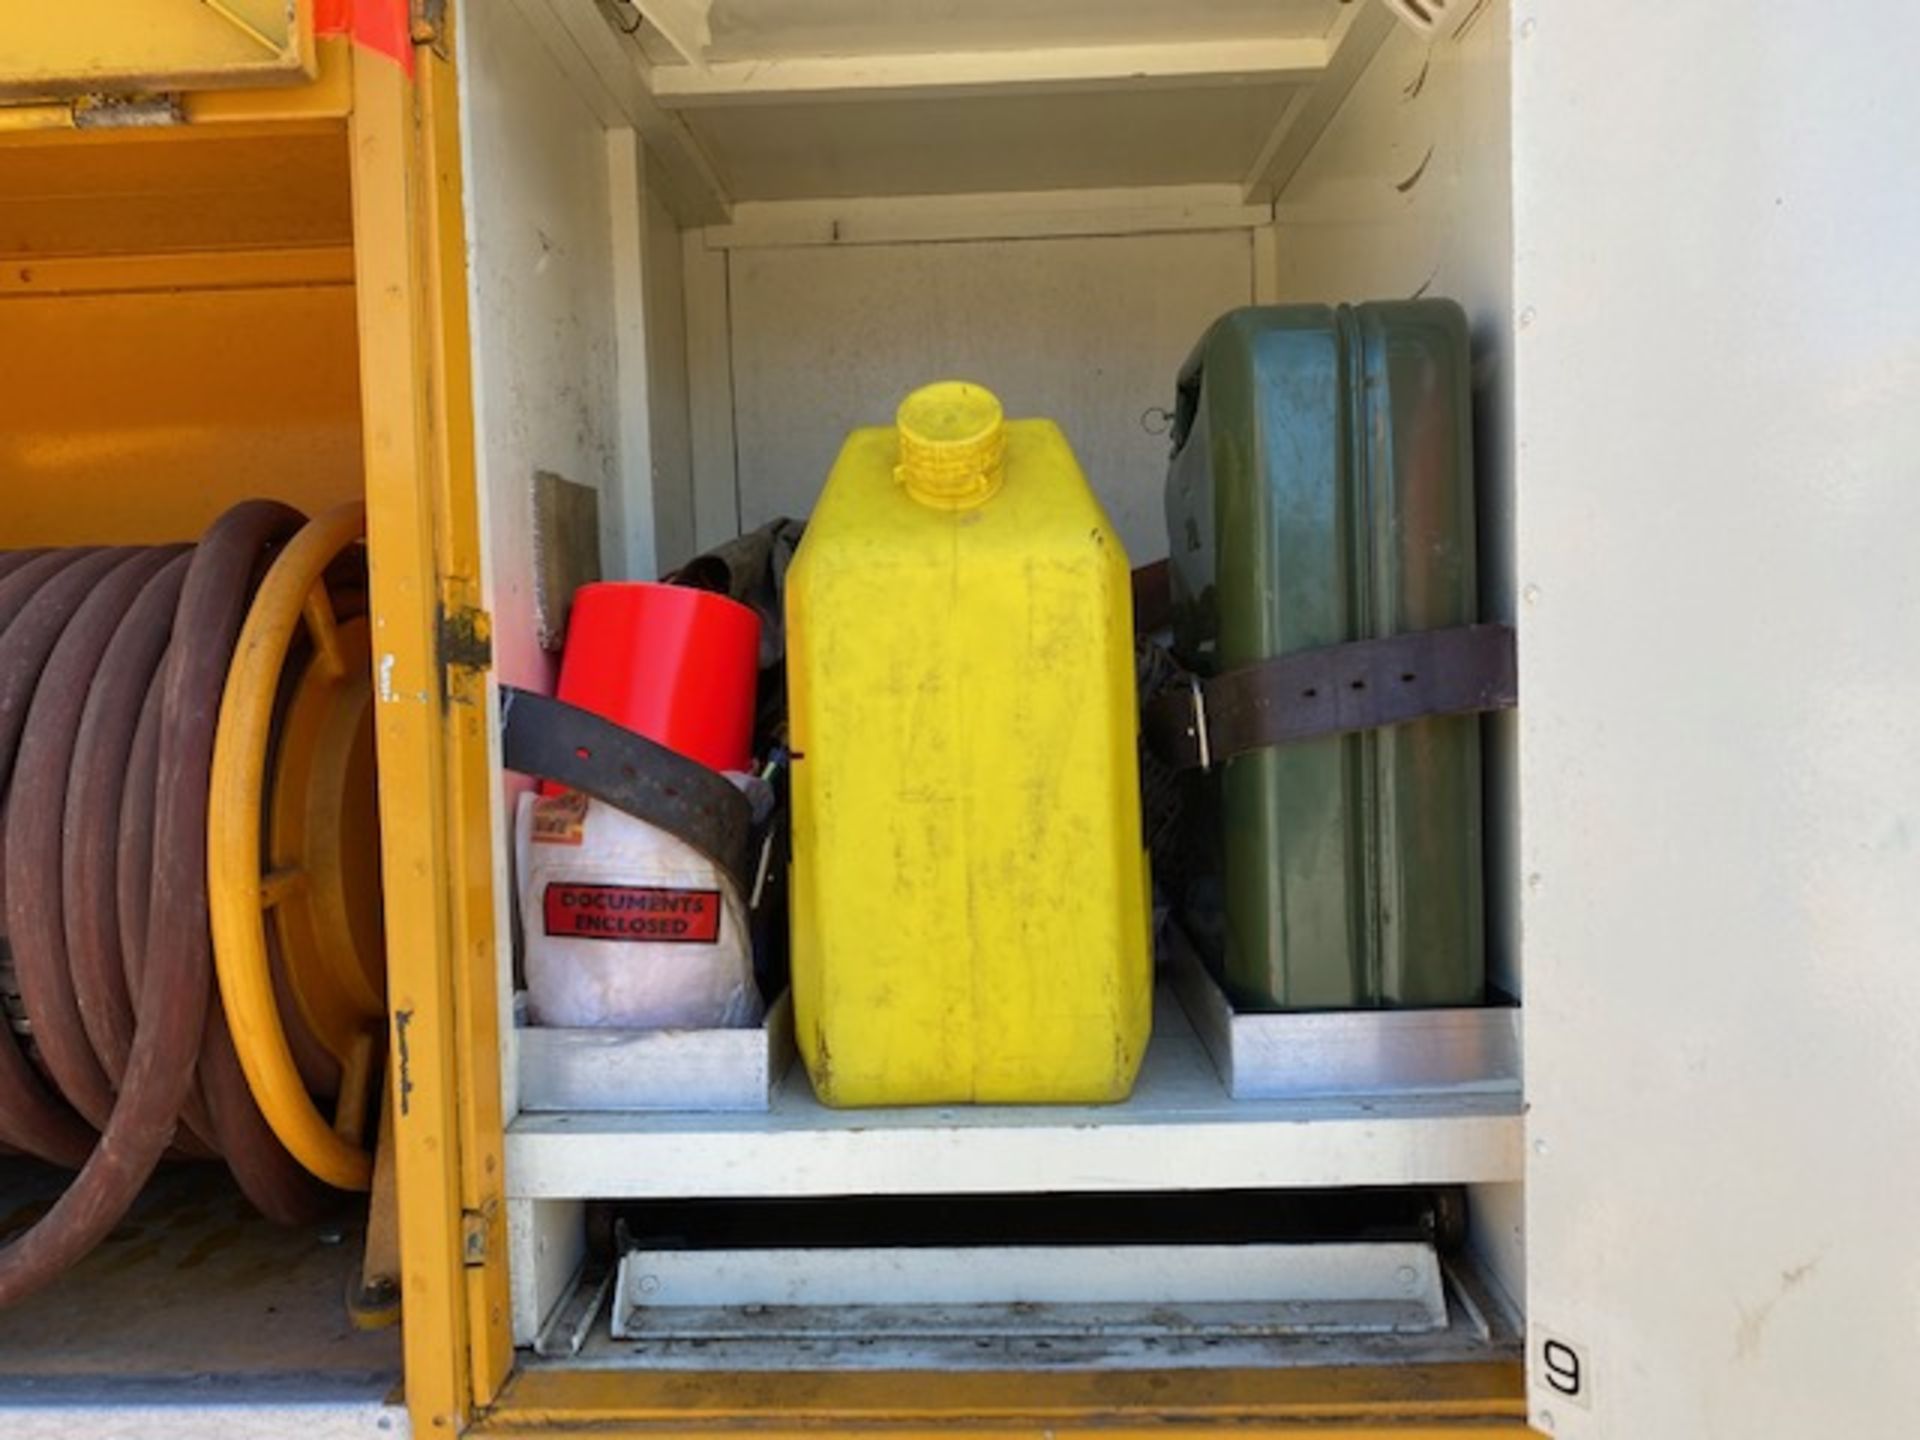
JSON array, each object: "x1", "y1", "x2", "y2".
[
  {"x1": 461, "y1": 0, "x2": 698, "y2": 633},
  {"x1": 464, "y1": 0, "x2": 1532, "y2": 1353},
  {"x1": 656, "y1": 0, "x2": 1529, "y2": 1330},
  {"x1": 704, "y1": 226, "x2": 1256, "y2": 562},
  {"x1": 460, "y1": 0, "x2": 623, "y2": 697},
  {"x1": 1512, "y1": 3, "x2": 1920, "y2": 1436},
  {"x1": 458, "y1": 0, "x2": 705, "y2": 1335}
]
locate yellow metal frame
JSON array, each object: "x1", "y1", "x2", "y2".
[
  {"x1": 0, "y1": 36, "x2": 361, "y2": 551},
  {"x1": 0, "y1": 0, "x2": 316, "y2": 101},
  {"x1": 476, "y1": 1364, "x2": 1530, "y2": 1437},
  {"x1": 208, "y1": 499, "x2": 382, "y2": 1191},
  {"x1": 0, "y1": 31, "x2": 348, "y2": 137},
  {"x1": 346, "y1": 19, "x2": 513, "y2": 1433},
  {"x1": 345, "y1": 7, "x2": 1533, "y2": 1435}
]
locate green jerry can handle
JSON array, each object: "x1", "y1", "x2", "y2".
[{"x1": 1141, "y1": 623, "x2": 1518, "y2": 772}]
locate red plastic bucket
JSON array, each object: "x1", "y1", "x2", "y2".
[{"x1": 555, "y1": 582, "x2": 761, "y2": 775}]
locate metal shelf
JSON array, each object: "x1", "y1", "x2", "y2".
[{"x1": 504, "y1": 985, "x2": 1523, "y2": 1201}]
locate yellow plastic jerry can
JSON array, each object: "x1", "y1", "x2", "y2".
[{"x1": 786, "y1": 382, "x2": 1152, "y2": 1107}]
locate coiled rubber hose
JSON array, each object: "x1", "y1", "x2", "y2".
[{"x1": 0, "y1": 501, "x2": 350, "y2": 1306}]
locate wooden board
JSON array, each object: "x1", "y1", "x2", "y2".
[{"x1": 531, "y1": 471, "x2": 602, "y2": 653}]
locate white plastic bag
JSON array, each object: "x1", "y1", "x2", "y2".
[{"x1": 516, "y1": 788, "x2": 763, "y2": 1030}]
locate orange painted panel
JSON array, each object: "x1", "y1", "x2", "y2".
[{"x1": 0, "y1": 276, "x2": 363, "y2": 546}]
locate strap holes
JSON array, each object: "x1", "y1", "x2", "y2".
[
  {"x1": 574, "y1": 745, "x2": 592, "y2": 760},
  {"x1": 1302, "y1": 687, "x2": 1318, "y2": 699},
  {"x1": 1350, "y1": 679, "x2": 1366, "y2": 691},
  {"x1": 1401, "y1": 672, "x2": 1417, "y2": 683}
]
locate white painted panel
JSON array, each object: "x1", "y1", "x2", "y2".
[
  {"x1": 707, "y1": 186, "x2": 1270, "y2": 250},
  {"x1": 508, "y1": 1197, "x2": 587, "y2": 1346},
  {"x1": 0, "y1": 1399, "x2": 406, "y2": 1440},
  {"x1": 509, "y1": 1091, "x2": 1517, "y2": 1201},
  {"x1": 1466, "y1": 1180, "x2": 1523, "y2": 1324},
  {"x1": 607, "y1": 130, "x2": 659, "y2": 580},
  {"x1": 1513, "y1": 3, "x2": 1920, "y2": 1436},
  {"x1": 509, "y1": 0, "x2": 732, "y2": 223},
  {"x1": 463, "y1": 0, "x2": 638, "y2": 1133},
  {"x1": 609, "y1": 134, "x2": 698, "y2": 579},
  {"x1": 507, "y1": 987, "x2": 1519, "y2": 1200},
  {"x1": 700, "y1": 0, "x2": 1341, "y2": 61},
  {"x1": 613, "y1": 1242, "x2": 1440, "y2": 1312},
  {"x1": 727, "y1": 230, "x2": 1254, "y2": 561},
  {"x1": 682, "y1": 232, "x2": 743, "y2": 551},
  {"x1": 686, "y1": 85, "x2": 1299, "y2": 201},
  {"x1": 650, "y1": 39, "x2": 1326, "y2": 107},
  {"x1": 463, "y1": 0, "x2": 622, "y2": 691},
  {"x1": 642, "y1": 173, "x2": 697, "y2": 572}
]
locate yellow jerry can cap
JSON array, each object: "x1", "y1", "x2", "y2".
[{"x1": 895, "y1": 381, "x2": 1007, "y2": 509}]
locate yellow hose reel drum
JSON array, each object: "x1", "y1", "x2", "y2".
[{"x1": 209, "y1": 501, "x2": 386, "y2": 1191}]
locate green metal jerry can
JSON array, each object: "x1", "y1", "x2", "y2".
[{"x1": 1164, "y1": 302, "x2": 1486, "y2": 1010}]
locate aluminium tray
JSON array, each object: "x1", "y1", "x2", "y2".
[
  {"x1": 516, "y1": 991, "x2": 795, "y2": 1113},
  {"x1": 1167, "y1": 928, "x2": 1521, "y2": 1102}
]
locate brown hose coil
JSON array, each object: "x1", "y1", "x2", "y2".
[{"x1": 0, "y1": 501, "x2": 347, "y2": 1306}]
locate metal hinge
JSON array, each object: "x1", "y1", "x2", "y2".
[
  {"x1": 437, "y1": 602, "x2": 493, "y2": 707},
  {"x1": 0, "y1": 94, "x2": 182, "y2": 133},
  {"x1": 437, "y1": 610, "x2": 491, "y2": 718},
  {"x1": 461, "y1": 1203, "x2": 496, "y2": 1267},
  {"x1": 411, "y1": 0, "x2": 449, "y2": 49},
  {"x1": 438, "y1": 604, "x2": 493, "y2": 671}
]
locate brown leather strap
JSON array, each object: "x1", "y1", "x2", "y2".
[
  {"x1": 1131, "y1": 559, "x2": 1172, "y2": 636},
  {"x1": 499, "y1": 685, "x2": 756, "y2": 894},
  {"x1": 1143, "y1": 624, "x2": 1517, "y2": 771}
]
